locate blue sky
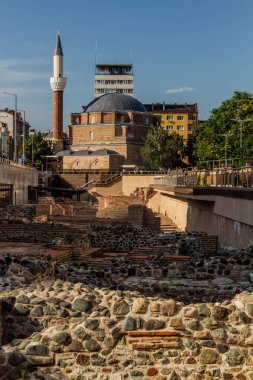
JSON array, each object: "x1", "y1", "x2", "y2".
[{"x1": 0, "y1": 0, "x2": 252, "y2": 132}]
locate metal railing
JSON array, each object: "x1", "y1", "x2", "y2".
[
  {"x1": 0, "y1": 157, "x2": 36, "y2": 171},
  {"x1": 75, "y1": 172, "x2": 122, "y2": 190},
  {"x1": 153, "y1": 166, "x2": 253, "y2": 189},
  {"x1": 197, "y1": 158, "x2": 253, "y2": 170}
]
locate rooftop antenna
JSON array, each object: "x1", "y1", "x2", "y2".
[
  {"x1": 130, "y1": 47, "x2": 133, "y2": 73},
  {"x1": 95, "y1": 40, "x2": 98, "y2": 73}
]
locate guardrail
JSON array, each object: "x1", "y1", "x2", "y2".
[
  {"x1": 153, "y1": 166, "x2": 253, "y2": 189},
  {"x1": 0, "y1": 157, "x2": 36, "y2": 171},
  {"x1": 52, "y1": 169, "x2": 168, "y2": 175}
]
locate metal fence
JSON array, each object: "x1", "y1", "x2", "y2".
[
  {"x1": 153, "y1": 166, "x2": 253, "y2": 189},
  {"x1": 0, "y1": 157, "x2": 36, "y2": 171},
  {"x1": 0, "y1": 184, "x2": 12, "y2": 206}
]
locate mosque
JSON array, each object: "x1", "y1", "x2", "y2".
[{"x1": 47, "y1": 34, "x2": 160, "y2": 171}]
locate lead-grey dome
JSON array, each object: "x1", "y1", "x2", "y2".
[{"x1": 84, "y1": 93, "x2": 147, "y2": 113}]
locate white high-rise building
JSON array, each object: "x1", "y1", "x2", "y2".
[{"x1": 94, "y1": 64, "x2": 134, "y2": 98}]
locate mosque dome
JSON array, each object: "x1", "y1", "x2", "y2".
[{"x1": 83, "y1": 93, "x2": 147, "y2": 113}]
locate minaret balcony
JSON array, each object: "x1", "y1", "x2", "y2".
[{"x1": 50, "y1": 76, "x2": 67, "y2": 91}]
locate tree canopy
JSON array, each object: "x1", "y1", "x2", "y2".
[
  {"x1": 141, "y1": 127, "x2": 185, "y2": 169},
  {"x1": 23, "y1": 132, "x2": 53, "y2": 169},
  {"x1": 194, "y1": 91, "x2": 253, "y2": 164}
]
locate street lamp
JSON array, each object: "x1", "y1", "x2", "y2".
[
  {"x1": 218, "y1": 133, "x2": 232, "y2": 168},
  {"x1": 231, "y1": 118, "x2": 251, "y2": 157},
  {"x1": 2, "y1": 92, "x2": 17, "y2": 161}
]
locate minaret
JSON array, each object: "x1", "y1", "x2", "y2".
[{"x1": 50, "y1": 33, "x2": 67, "y2": 152}]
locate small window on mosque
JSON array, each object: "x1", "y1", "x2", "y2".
[
  {"x1": 91, "y1": 116, "x2": 95, "y2": 124},
  {"x1": 115, "y1": 125, "x2": 123, "y2": 137},
  {"x1": 90, "y1": 131, "x2": 94, "y2": 140}
]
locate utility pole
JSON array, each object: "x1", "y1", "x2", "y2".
[{"x1": 219, "y1": 133, "x2": 231, "y2": 167}]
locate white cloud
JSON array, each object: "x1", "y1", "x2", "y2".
[
  {"x1": 0, "y1": 86, "x2": 48, "y2": 96},
  {"x1": 0, "y1": 58, "x2": 47, "y2": 69},
  {"x1": 2, "y1": 69, "x2": 48, "y2": 83},
  {"x1": 165, "y1": 86, "x2": 196, "y2": 94}
]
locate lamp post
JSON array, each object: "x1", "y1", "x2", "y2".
[
  {"x1": 2, "y1": 92, "x2": 17, "y2": 161},
  {"x1": 219, "y1": 133, "x2": 231, "y2": 168},
  {"x1": 231, "y1": 118, "x2": 251, "y2": 158}
]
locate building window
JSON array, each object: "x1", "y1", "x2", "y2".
[
  {"x1": 188, "y1": 125, "x2": 194, "y2": 131},
  {"x1": 167, "y1": 115, "x2": 173, "y2": 121},
  {"x1": 91, "y1": 116, "x2": 95, "y2": 124},
  {"x1": 127, "y1": 126, "x2": 134, "y2": 137},
  {"x1": 189, "y1": 115, "x2": 196, "y2": 121},
  {"x1": 177, "y1": 115, "x2": 184, "y2": 120},
  {"x1": 115, "y1": 125, "x2": 123, "y2": 137},
  {"x1": 167, "y1": 125, "x2": 173, "y2": 130},
  {"x1": 177, "y1": 125, "x2": 184, "y2": 130},
  {"x1": 89, "y1": 131, "x2": 94, "y2": 140}
]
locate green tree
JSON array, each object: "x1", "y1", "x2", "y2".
[
  {"x1": 141, "y1": 127, "x2": 185, "y2": 169},
  {"x1": 23, "y1": 132, "x2": 53, "y2": 169},
  {"x1": 194, "y1": 91, "x2": 253, "y2": 164}
]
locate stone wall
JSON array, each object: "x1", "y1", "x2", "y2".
[{"x1": 1, "y1": 267, "x2": 253, "y2": 379}]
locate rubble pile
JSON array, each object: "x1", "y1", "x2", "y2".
[{"x1": 0, "y1": 205, "x2": 36, "y2": 224}]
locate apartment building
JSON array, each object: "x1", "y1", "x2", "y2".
[
  {"x1": 94, "y1": 64, "x2": 134, "y2": 98},
  {"x1": 144, "y1": 103, "x2": 198, "y2": 140}
]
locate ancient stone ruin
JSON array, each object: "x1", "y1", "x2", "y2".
[{"x1": 0, "y1": 199, "x2": 253, "y2": 379}]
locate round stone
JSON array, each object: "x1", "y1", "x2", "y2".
[
  {"x1": 84, "y1": 319, "x2": 99, "y2": 331},
  {"x1": 199, "y1": 348, "x2": 220, "y2": 364},
  {"x1": 25, "y1": 344, "x2": 49, "y2": 356},
  {"x1": 14, "y1": 304, "x2": 29, "y2": 315},
  {"x1": 76, "y1": 354, "x2": 90, "y2": 366},
  {"x1": 84, "y1": 338, "x2": 101, "y2": 352},
  {"x1": 226, "y1": 349, "x2": 246, "y2": 366},
  {"x1": 72, "y1": 299, "x2": 93, "y2": 313},
  {"x1": 53, "y1": 332, "x2": 72, "y2": 346},
  {"x1": 16, "y1": 295, "x2": 29, "y2": 304},
  {"x1": 147, "y1": 368, "x2": 158, "y2": 376},
  {"x1": 144, "y1": 319, "x2": 165, "y2": 330},
  {"x1": 30, "y1": 297, "x2": 45, "y2": 305},
  {"x1": 30, "y1": 306, "x2": 43, "y2": 317},
  {"x1": 123, "y1": 316, "x2": 136, "y2": 331},
  {"x1": 113, "y1": 300, "x2": 130, "y2": 315},
  {"x1": 212, "y1": 306, "x2": 229, "y2": 320},
  {"x1": 132, "y1": 298, "x2": 148, "y2": 314}
]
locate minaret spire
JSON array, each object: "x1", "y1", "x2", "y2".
[
  {"x1": 54, "y1": 32, "x2": 63, "y2": 56},
  {"x1": 50, "y1": 32, "x2": 67, "y2": 152}
]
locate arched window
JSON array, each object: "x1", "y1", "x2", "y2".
[
  {"x1": 89, "y1": 131, "x2": 94, "y2": 140},
  {"x1": 91, "y1": 116, "x2": 95, "y2": 124}
]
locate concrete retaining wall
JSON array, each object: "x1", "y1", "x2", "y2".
[
  {"x1": 0, "y1": 163, "x2": 38, "y2": 205},
  {"x1": 148, "y1": 190, "x2": 253, "y2": 249}
]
